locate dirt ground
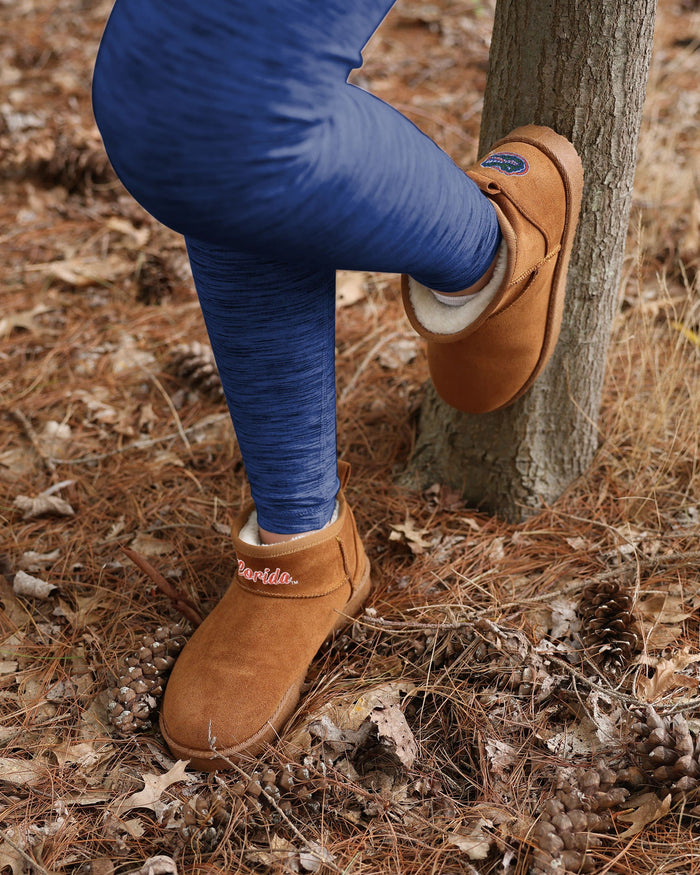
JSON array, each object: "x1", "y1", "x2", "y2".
[{"x1": 1, "y1": 1, "x2": 700, "y2": 873}]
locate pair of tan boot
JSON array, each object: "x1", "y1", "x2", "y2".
[{"x1": 160, "y1": 125, "x2": 584, "y2": 770}]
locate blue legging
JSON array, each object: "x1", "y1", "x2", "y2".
[{"x1": 92, "y1": 0, "x2": 501, "y2": 533}]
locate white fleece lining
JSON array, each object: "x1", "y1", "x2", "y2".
[
  {"x1": 408, "y1": 241, "x2": 508, "y2": 335},
  {"x1": 239, "y1": 502, "x2": 340, "y2": 547}
]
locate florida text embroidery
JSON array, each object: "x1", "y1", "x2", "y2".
[{"x1": 238, "y1": 559, "x2": 299, "y2": 586}]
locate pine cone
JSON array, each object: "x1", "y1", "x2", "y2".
[
  {"x1": 28, "y1": 130, "x2": 114, "y2": 193},
  {"x1": 108, "y1": 623, "x2": 187, "y2": 734},
  {"x1": 409, "y1": 626, "x2": 476, "y2": 671},
  {"x1": 229, "y1": 762, "x2": 330, "y2": 817},
  {"x1": 578, "y1": 580, "x2": 639, "y2": 675},
  {"x1": 469, "y1": 623, "x2": 550, "y2": 699},
  {"x1": 178, "y1": 759, "x2": 332, "y2": 844},
  {"x1": 631, "y1": 706, "x2": 700, "y2": 807},
  {"x1": 137, "y1": 254, "x2": 172, "y2": 305},
  {"x1": 531, "y1": 764, "x2": 630, "y2": 874},
  {"x1": 326, "y1": 623, "x2": 474, "y2": 674},
  {"x1": 181, "y1": 788, "x2": 243, "y2": 850},
  {"x1": 169, "y1": 341, "x2": 224, "y2": 400}
]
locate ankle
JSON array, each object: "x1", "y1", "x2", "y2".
[
  {"x1": 258, "y1": 526, "x2": 316, "y2": 545},
  {"x1": 431, "y1": 246, "x2": 501, "y2": 306},
  {"x1": 238, "y1": 504, "x2": 340, "y2": 547}
]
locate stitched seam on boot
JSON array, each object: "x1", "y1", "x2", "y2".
[
  {"x1": 498, "y1": 189, "x2": 561, "y2": 252},
  {"x1": 495, "y1": 271, "x2": 540, "y2": 319},
  {"x1": 235, "y1": 577, "x2": 349, "y2": 599},
  {"x1": 508, "y1": 245, "x2": 561, "y2": 287},
  {"x1": 496, "y1": 253, "x2": 561, "y2": 321},
  {"x1": 336, "y1": 535, "x2": 355, "y2": 597}
]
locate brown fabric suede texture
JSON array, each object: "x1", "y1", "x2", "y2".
[
  {"x1": 402, "y1": 125, "x2": 584, "y2": 414},
  {"x1": 159, "y1": 461, "x2": 371, "y2": 771}
]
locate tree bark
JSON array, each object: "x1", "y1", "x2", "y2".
[{"x1": 406, "y1": 0, "x2": 657, "y2": 521}]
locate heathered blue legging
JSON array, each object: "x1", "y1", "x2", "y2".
[{"x1": 92, "y1": 0, "x2": 501, "y2": 533}]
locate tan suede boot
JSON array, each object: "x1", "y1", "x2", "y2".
[
  {"x1": 159, "y1": 462, "x2": 370, "y2": 770},
  {"x1": 402, "y1": 125, "x2": 584, "y2": 414}
]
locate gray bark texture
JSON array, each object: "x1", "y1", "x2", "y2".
[{"x1": 407, "y1": 0, "x2": 658, "y2": 521}]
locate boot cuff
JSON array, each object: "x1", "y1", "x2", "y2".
[{"x1": 406, "y1": 240, "x2": 508, "y2": 338}]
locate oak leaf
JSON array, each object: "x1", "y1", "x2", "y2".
[
  {"x1": 389, "y1": 516, "x2": 432, "y2": 555},
  {"x1": 113, "y1": 760, "x2": 191, "y2": 816},
  {"x1": 637, "y1": 650, "x2": 700, "y2": 702},
  {"x1": 617, "y1": 792, "x2": 671, "y2": 838}
]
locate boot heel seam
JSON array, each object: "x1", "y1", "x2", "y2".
[{"x1": 336, "y1": 536, "x2": 354, "y2": 594}]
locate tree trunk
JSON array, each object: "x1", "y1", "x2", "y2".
[{"x1": 406, "y1": 0, "x2": 657, "y2": 521}]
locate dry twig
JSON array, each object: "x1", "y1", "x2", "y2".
[{"x1": 121, "y1": 545, "x2": 204, "y2": 626}]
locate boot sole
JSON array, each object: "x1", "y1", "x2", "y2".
[{"x1": 159, "y1": 557, "x2": 372, "y2": 770}]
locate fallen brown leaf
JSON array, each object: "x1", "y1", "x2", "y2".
[
  {"x1": 246, "y1": 835, "x2": 298, "y2": 871},
  {"x1": 448, "y1": 819, "x2": 494, "y2": 860},
  {"x1": 637, "y1": 592, "x2": 693, "y2": 625},
  {"x1": 51, "y1": 741, "x2": 106, "y2": 769},
  {"x1": 13, "y1": 570, "x2": 57, "y2": 599},
  {"x1": 110, "y1": 340, "x2": 156, "y2": 375},
  {"x1": 18, "y1": 548, "x2": 61, "y2": 572},
  {"x1": 336, "y1": 270, "x2": 367, "y2": 308},
  {"x1": 389, "y1": 516, "x2": 432, "y2": 555},
  {"x1": 485, "y1": 739, "x2": 518, "y2": 777},
  {"x1": 319, "y1": 679, "x2": 418, "y2": 733},
  {"x1": 123, "y1": 856, "x2": 178, "y2": 875},
  {"x1": 0, "y1": 757, "x2": 49, "y2": 787},
  {"x1": 377, "y1": 335, "x2": 418, "y2": 369},
  {"x1": 617, "y1": 791, "x2": 672, "y2": 838},
  {"x1": 0, "y1": 303, "x2": 53, "y2": 337},
  {"x1": 0, "y1": 841, "x2": 25, "y2": 875},
  {"x1": 38, "y1": 420, "x2": 72, "y2": 456},
  {"x1": 113, "y1": 760, "x2": 191, "y2": 816},
  {"x1": 637, "y1": 650, "x2": 700, "y2": 702},
  {"x1": 369, "y1": 704, "x2": 418, "y2": 769},
  {"x1": 130, "y1": 532, "x2": 176, "y2": 558},
  {"x1": 13, "y1": 493, "x2": 75, "y2": 520},
  {"x1": 299, "y1": 842, "x2": 335, "y2": 873},
  {"x1": 106, "y1": 216, "x2": 151, "y2": 248},
  {"x1": 59, "y1": 790, "x2": 112, "y2": 807},
  {"x1": 34, "y1": 253, "x2": 133, "y2": 287},
  {"x1": 84, "y1": 861, "x2": 114, "y2": 875}
]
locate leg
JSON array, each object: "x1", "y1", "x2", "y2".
[{"x1": 185, "y1": 240, "x2": 338, "y2": 535}]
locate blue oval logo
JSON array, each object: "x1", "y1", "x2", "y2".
[{"x1": 480, "y1": 152, "x2": 529, "y2": 176}]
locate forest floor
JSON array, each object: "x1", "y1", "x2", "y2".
[{"x1": 1, "y1": 1, "x2": 700, "y2": 873}]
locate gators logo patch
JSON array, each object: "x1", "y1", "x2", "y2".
[{"x1": 480, "y1": 152, "x2": 529, "y2": 176}]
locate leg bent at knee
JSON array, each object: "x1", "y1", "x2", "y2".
[
  {"x1": 92, "y1": 0, "x2": 499, "y2": 288},
  {"x1": 91, "y1": 0, "x2": 393, "y2": 254}
]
